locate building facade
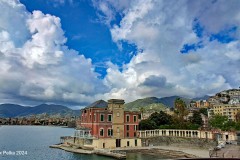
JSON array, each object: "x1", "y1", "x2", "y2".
[
  {"x1": 209, "y1": 104, "x2": 240, "y2": 121},
  {"x1": 195, "y1": 100, "x2": 210, "y2": 108},
  {"x1": 76, "y1": 99, "x2": 141, "y2": 149}
]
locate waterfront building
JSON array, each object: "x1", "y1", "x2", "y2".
[{"x1": 75, "y1": 99, "x2": 142, "y2": 149}]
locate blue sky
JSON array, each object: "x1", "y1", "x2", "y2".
[
  {"x1": 0, "y1": 0, "x2": 239, "y2": 108},
  {"x1": 20, "y1": 0, "x2": 137, "y2": 78}
]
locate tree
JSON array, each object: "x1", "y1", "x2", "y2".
[
  {"x1": 209, "y1": 114, "x2": 228, "y2": 130},
  {"x1": 173, "y1": 98, "x2": 188, "y2": 128},
  {"x1": 174, "y1": 98, "x2": 188, "y2": 119},
  {"x1": 189, "y1": 111, "x2": 203, "y2": 126},
  {"x1": 199, "y1": 108, "x2": 208, "y2": 116},
  {"x1": 139, "y1": 119, "x2": 157, "y2": 130},
  {"x1": 222, "y1": 120, "x2": 237, "y2": 131},
  {"x1": 149, "y1": 111, "x2": 172, "y2": 126}
]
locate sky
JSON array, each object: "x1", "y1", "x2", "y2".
[{"x1": 0, "y1": 0, "x2": 239, "y2": 109}]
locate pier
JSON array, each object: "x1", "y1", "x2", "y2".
[{"x1": 50, "y1": 143, "x2": 126, "y2": 159}]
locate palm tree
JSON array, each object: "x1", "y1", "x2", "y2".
[{"x1": 174, "y1": 98, "x2": 188, "y2": 121}]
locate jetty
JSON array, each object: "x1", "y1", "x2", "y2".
[{"x1": 50, "y1": 143, "x2": 126, "y2": 159}]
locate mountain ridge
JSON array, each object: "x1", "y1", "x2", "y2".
[
  {"x1": 124, "y1": 95, "x2": 208, "y2": 111},
  {"x1": 0, "y1": 95, "x2": 210, "y2": 117},
  {"x1": 0, "y1": 103, "x2": 80, "y2": 118}
]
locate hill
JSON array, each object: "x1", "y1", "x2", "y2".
[
  {"x1": 124, "y1": 96, "x2": 193, "y2": 111},
  {"x1": 124, "y1": 97, "x2": 167, "y2": 112},
  {"x1": 0, "y1": 104, "x2": 30, "y2": 117},
  {"x1": 158, "y1": 96, "x2": 192, "y2": 108},
  {"x1": 0, "y1": 103, "x2": 80, "y2": 118}
]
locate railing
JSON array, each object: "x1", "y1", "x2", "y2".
[{"x1": 138, "y1": 129, "x2": 200, "y2": 139}]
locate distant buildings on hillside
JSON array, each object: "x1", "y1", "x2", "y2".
[
  {"x1": 207, "y1": 89, "x2": 240, "y2": 121},
  {"x1": 0, "y1": 115, "x2": 76, "y2": 127},
  {"x1": 190, "y1": 89, "x2": 240, "y2": 121}
]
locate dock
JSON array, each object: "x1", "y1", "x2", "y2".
[{"x1": 50, "y1": 144, "x2": 126, "y2": 159}]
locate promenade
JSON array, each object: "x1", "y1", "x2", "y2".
[{"x1": 210, "y1": 145, "x2": 240, "y2": 158}]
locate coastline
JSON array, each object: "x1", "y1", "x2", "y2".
[
  {"x1": 50, "y1": 143, "x2": 208, "y2": 159},
  {"x1": 0, "y1": 124, "x2": 74, "y2": 128}
]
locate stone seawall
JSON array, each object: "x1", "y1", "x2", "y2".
[{"x1": 141, "y1": 136, "x2": 217, "y2": 149}]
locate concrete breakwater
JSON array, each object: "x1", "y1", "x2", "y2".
[
  {"x1": 50, "y1": 143, "x2": 200, "y2": 159},
  {"x1": 50, "y1": 144, "x2": 127, "y2": 159}
]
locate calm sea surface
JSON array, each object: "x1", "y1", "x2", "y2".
[{"x1": 0, "y1": 126, "x2": 169, "y2": 160}]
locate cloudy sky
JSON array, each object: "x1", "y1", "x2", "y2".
[{"x1": 0, "y1": 0, "x2": 239, "y2": 108}]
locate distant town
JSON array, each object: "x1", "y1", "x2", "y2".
[{"x1": 0, "y1": 114, "x2": 77, "y2": 127}]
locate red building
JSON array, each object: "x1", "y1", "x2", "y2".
[{"x1": 79, "y1": 99, "x2": 140, "y2": 139}]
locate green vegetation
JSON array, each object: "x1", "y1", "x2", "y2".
[
  {"x1": 199, "y1": 108, "x2": 208, "y2": 116},
  {"x1": 124, "y1": 97, "x2": 167, "y2": 111},
  {"x1": 139, "y1": 111, "x2": 172, "y2": 130},
  {"x1": 209, "y1": 114, "x2": 240, "y2": 131},
  {"x1": 189, "y1": 111, "x2": 203, "y2": 126},
  {"x1": 139, "y1": 119, "x2": 157, "y2": 130},
  {"x1": 139, "y1": 98, "x2": 203, "y2": 130}
]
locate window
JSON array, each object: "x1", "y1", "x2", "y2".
[
  {"x1": 126, "y1": 115, "x2": 130, "y2": 122},
  {"x1": 134, "y1": 132, "x2": 137, "y2": 137},
  {"x1": 127, "y1": 132, "x2": 129, "y2": 137},
  {"x1": 126, "y1": 125, "x2": 129, "y2": 131},
  {"x1": 138, "y1": 114, "x2": 141, "y2": 119},
  {"x1": 134, "y1": 125, "x2": 138, "y2": 131},
  {"x1": 134, "y1": 115, "x2": 137, "y2": 122},
  {"x1": 108, "y1": 129, "x2": 113, "y2": 136},
  {"x1": 127, "y1": 141, "x2": 130, "y2": 146},
  {"x1": 108, "y1": 114, "x2": 112, "y2": 122},
  {"x1": 135, "y1": 139, "x2": 137, "y2": 146},
  {"x1": 100, "y1": 114, "x2": 104, "y2": 122},
  {"x1": 100, "y1": 128, "x2": 104, "y2": 136},
  {"x1": 90, "y1": 114, "x2": 91, "y2": 121}
]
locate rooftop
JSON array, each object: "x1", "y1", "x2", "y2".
[{"x1": 85, "y1": 100, "x2": 108, "y2": 109}]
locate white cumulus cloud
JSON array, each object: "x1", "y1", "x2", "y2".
[
  {"x1": 0, "y1": 0, "x2": 108, "y2": 107},
  {"x1": 99, "y1": 0, "x2": 240, "y2": 101}
]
